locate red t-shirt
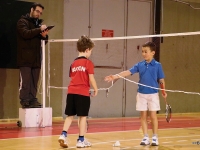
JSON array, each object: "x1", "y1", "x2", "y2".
[{"x1": 67, "y1": 56, "x2": 94, "y2": 96}]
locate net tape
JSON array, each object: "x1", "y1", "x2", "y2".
[
  {"x1": 115, "y1": 75, "x2": 200, "y2": 96},
  {"x1": 48, "y1": 31, "x2": 200, "y2": 42},
  {"x1": 48, "y1": 74, "x2": 200, "y2": 96}
]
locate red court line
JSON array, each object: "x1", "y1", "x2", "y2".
[{"x1": 0, "y1": 116, "x2": 199, "y2": 139}]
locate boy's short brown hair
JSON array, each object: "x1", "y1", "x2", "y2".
[
  {"x1": 142, "y1": 42, "x2": 156, "y2": 52},
  {"x1": 77, "y1": 35, "x2": 94, "y2": 52}
]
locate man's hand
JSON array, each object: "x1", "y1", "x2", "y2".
[
  {"x1": 40, "y1": 25, "x2": 47, "y2": 31},
  {"x1": 40, "y1": 30, "x2": 48, "y2": 38}
]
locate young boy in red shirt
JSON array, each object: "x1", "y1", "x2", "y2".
[{"x1": 58, "y1": 35, "x2": 98, "y2": 148}]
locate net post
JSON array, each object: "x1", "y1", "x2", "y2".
[
  {"x1": 42, "y1": 40, "x2": 46, "y2": 127},
  {"x1": 47, "y1": 41, "x2": 50, "y2": 107}
]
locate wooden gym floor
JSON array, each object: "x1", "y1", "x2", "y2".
[{"x1": 0, "y1": 113, "x2": 200, "y2": 150}]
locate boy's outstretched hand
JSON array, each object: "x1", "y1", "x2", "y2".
[
  {"x1": 105, "y1": 71, "x2": 131, "y2": 82},
  {"x1": 104, "y1": 75, "x2": 115, "y2": 82}
]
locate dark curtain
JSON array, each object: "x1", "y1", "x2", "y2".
[{"x1": 0, "y1": 0, "x2": 33, "y2": 68}]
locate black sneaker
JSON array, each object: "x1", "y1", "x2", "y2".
[
  {"x1": 35, "y1": 101, "x2": 42, "y2": 106},
  {"x1": 29, "y1": 99, "x2": 42, "y2": 108},
  {"x1": 32, "y1": 98, "x2": 42, "y2": 106},
  {"x1": 20, "y1": 101, "x2": 30, "y2": 109}
]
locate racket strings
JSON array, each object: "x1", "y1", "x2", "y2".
[{"x1": 166, "y1": 104, "x2": 172, "y2": 122}]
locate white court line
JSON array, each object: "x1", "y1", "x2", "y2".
[
  {"x1": 158, "y1": 135, "x2": 200, "y2": 139},
  {"x1": 159, "y1": 127, "x2": 200, "y2": 131},
  {"x1": 66, "y1": 138, "x2": 139, "y2": 149},
  {"x1": 1, "y1": 127, "x2": 200, "y2": 140},
  {"x1": 162, "y1": 141, "x2": 173, "y2": 143},
  {"x1": 1, "y1": 131, "x2": 200, "y2": 149},
  {"x1": 192, "y1": 139, "x2": 200, "y2": 141},
  {"x1": 121, "y1": 147, "x2": 131, "y2": 149},
  {"x1": 66, "y1": 134, "x2": 200, "y2": 149},
  {"x1": 177, "y1": 140, "x2": 188, "y2": 142}
]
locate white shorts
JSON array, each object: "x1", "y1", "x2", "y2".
[{"x1": 136, "y1": 92, "x2": 160, "y2": 111}]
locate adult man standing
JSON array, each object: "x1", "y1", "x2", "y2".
[{"x1": 16, "y1": 3, "x2": 49, "y2": 108}]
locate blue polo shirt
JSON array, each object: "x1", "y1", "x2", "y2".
[{"x1": 129, "y1": 59, "x2": 165, "y2": 94}]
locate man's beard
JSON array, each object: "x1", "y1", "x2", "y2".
[{"x1": 30, "y1": 12, "x2": 39, "y2": 19}]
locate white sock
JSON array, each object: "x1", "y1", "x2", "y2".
[
  {"x1": 152, "y1": 134, "x2": 158, "y2": 137},
  {"x1": 144, "y1": 134, "x2": 149, "y2": 137}
]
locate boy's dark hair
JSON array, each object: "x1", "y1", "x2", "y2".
[
  {"x1": 77, "y1": 35, "x2": 94, "y2": 52},
  {"x1": 31, "y1": 3, "x2": 44, "y2": 10},
  {"x1": 142, "y1": 42, "x2": 156, "y2": 52}
]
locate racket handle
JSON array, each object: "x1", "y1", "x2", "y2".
[{"x1": 160, "y1": 82, "x2": 166, "y2": 95}]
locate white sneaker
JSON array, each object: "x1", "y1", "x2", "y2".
[
  {"x1": 76, "y1": 139, "x2": 92, "y2": 148},
  {"x1": 140, "y1": 136, "x2": 150, "y2": 145},
  {"x1": 84, "y1": 139, "x2": 92, "y2": 147},
  {"x1": 58, "y1": 134, "x2": 68, "y2": 148},
  {"x1": 151, "y1": 136, "x2": 159, "y2": 146},
  {"x1": 76, "y1": 140, "x2": 85, "y2": 148}
]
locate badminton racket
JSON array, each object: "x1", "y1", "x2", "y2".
[
  {"x1": 164, "y1": 98, "x2": 172, "y2": 123},
  {"x1": 160, "y1": 83, "x2": 172, "y2": 123}
]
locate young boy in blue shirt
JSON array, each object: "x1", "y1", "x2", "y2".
[{"x1": 105, "y1": 42, "x2": 167, "y2": 146}]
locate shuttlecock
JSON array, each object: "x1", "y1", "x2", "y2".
[{"x1": 113, "y1": 141, "x2": 120, "y2": 147}]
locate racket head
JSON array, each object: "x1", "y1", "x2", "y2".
[{"x1": 165, "y1": 104, "x2": 172, "y2": 123}]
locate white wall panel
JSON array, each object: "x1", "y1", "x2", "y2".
[
  {"x1": 63, "y1": 0, "x2": 90, "y2": 116},
  {"x1": 125, "y1": 0, "x2": 152, "y2": 116},
  {"x1": 64, "y1": 0, "x2": 90, "y2": 38},
  {"x1": 88, "y1": 0, "x2": 125, "y2": 118}
]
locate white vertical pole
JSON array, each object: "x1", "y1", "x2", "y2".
[{"x1": 42, "y1": 40, "x2": 46, "y2": 127}]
